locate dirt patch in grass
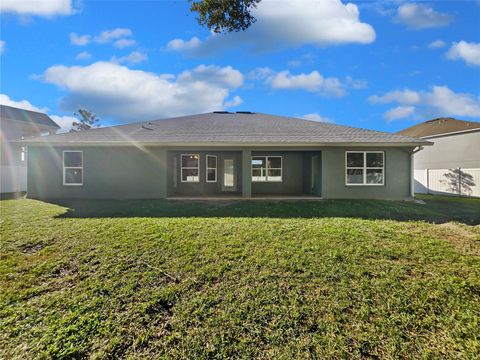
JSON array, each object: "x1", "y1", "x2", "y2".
[
  {"x1": 18, "y1": 242, "x2": 48, "y2": 254},
  {"x1": 435, "y1": 222, "x2": 480, "y2": 256}
]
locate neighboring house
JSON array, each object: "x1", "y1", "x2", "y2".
[
  {"x1": 1, "y1": 105, "x2": 60, "y2": 194},
  {"x1": 398, "y1": 117, "x2": 480, "y2": 197},
  {"x1": 23, "y1": 112, "x2": 430, "y2": 200}
]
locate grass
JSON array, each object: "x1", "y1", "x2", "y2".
[
  {"x1": 1, "y1": 196, "x2": 479, "y2": 359},
  {"x1": 47, "y1": 194, "x2": 480, "y2": 224}
]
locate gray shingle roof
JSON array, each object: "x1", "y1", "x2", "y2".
[
  {"x1": 0, "y1": 104, "x2": 60, "y2": 128},
  {"x1": 24, "y1": 112, "x2": 430, "y2": 145}
]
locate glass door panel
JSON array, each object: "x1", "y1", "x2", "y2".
[{"x1": 223, "y1": 158, "x2": 235, "y2": 191}]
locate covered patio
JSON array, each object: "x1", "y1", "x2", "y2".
[{"x1": 166, "y1": 149, "x2": 322, "y2": 198}]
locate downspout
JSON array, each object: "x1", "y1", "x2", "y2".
[{"x1": 410, "y1": 146, "x2": 423, "y2": 198}]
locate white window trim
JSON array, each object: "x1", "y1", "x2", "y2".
[
  {"x1": 181, "y1": 153, "x2": 200, "y2": 183},
  {"x1": 63, "y1": 150, "x2": 83, "y2": 186},
  {"x1": 251, "y1": 156, "x2": 283, "y2": 183},
  {"x1": 345, "y1": 151, "x2": 384, "y2": 186},
  {"x1": 206, "y1": 155, "x2": 217, "y2": 183}
]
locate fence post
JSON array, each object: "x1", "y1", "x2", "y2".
[
  {"x1": 426, "y1": 168, "x2": 429, "y2": 194},
  {"x1": 458, "y1": 167, "x2": 461, "y2": 197}
]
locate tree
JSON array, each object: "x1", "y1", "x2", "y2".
[
  {"x1": 189, "y1": 0, "x2": 261, "y2": 33},
  {"x1": 72, "y1": 109, "x2": 100, "y2": 131}
]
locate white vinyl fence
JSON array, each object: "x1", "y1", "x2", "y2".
[
  {"x1": 414, "y1": 168, "x2": 480, "y2": 198},
  {"x1": 0, "y1": 166, "x2": 27, "y2": 194}
]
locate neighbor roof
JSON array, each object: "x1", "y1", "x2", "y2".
[
  {"x1": 24, "y1": 112, "x2": 429, "y2": 146},
  {"x1": 397, "y1": 117, "x2": 480, "y2": 138},
  {"x1": 0, "y1": 104, "x2": 60, "y2": 129}
]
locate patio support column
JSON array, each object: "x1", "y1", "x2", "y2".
[{"x1": 242, "y1": 149, "x2": 252, "y2": 197}]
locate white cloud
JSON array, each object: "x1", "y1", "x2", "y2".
[
  {"x1": 70, "y1": 32, "x2": 91, "y2": 46},
  {"x1": 167, "y1": 37, "x2": 201, "y2": 52},
  {"x1": 370, "y1": 86, "x2": 480, "y2": 120},
  {"x1": 70, "y1": 28, "x2": 135, "y2": 48},
  {"x1": 247, "y1": 67, "x2": 274, "y2": 81},
  {"x1": 446, "y1": 41, "x2": 480, "y2": 66},
  {"x1": 41, "y1": 62, "x2": 244, "y2": 122},
  {"x1": 113, "y1": 38, "x2": 136, "y2": 49},
  {"x1": 254, "y1": 69, "x2": 365, "y2": 97},
  {"x1": 237, "y1": 0, "x2": 376, "y2": 45},
  {"x1": 384, "y1": 106, "x2": 416, "y2": 121},
  {"x1": 287, "y1": 53, "x2": 316, "y2": 68},
  {"x1": 224, "y1": 96, "x2": 243, "y2": 108},
  {"x1": 50, "y1": 115, "x2": 77, "y2": 132},
  {"x1": 396, "y1": 3, "x2": 452, "y2": 30},
  {"x1": 0, "y1": 94, "x2": 47, "y2": 112},
  {"x1": 0, "y1": 0, "x2": 73, "y2": 17},
  {"x1": 301, "y1": 113, "x2": 334, "y2": 123},
  {"x1": 428, "y1": 39, "x2": 446, "y2": 49},
  {"x1": 369, "y1": 89, "x2": 421, "y2": 105},
  {"x1": 75, "y1": 51, "x2": 92, "y2": 60},
  {"x1": 168, "y1": 0, "x2": 375, "y2": 54},
  {"x1": 0, "y1": 40, "x2": 4, "y2": 54},
  {"x1": 345, "y1": 76, "x2": 368, "y2": 90},
  {"x1": 94, "y1": 28, "x2": 132, "y2": 43},
  {"x1": 267, "y1": 70, "x2": 346, "y2": 97},
  {"x1": 112, "y1": 51, "x2": 148, "y2": 65},
  {"x1": 425, "y1": 86, "x2": 480, "y2": 117}
]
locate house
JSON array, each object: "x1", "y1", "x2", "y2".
[
  {"x1": 0, "y1": 104, "x2": 60, "y2": 195},
  {"x1": 23, "y1": 112, "x2": 430, "y2": 200},
  {"x1": 398, "y1": 117, "x2": 480, "y2": 197}
]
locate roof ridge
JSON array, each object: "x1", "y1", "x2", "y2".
[{"x1": 0, "y1": 104, "x2": 47, "y2": 116}]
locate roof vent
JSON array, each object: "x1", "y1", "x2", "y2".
[
  {"x1": 141, "y1": 123, "x2": 154, "y2": 130},
  {"x1": 236, "y1": 111, "x2": 254, "y2": 114},
  {"x1": 213, "y1": 111, "x2": 232, "y2": 114}
]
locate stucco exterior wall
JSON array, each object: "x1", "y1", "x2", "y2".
[
  {"x1": 321, "y1": 147, "x2": 413, "y2": 200},
  {"x1": 27, "y1": 145, "x2": 414, "y2": 200},
  {"x1": 27, "y1": 146, "x2": 168, "y2": 199},
  {"x1": 414, "y1": 131, "x2": 480, "y2": 170}
]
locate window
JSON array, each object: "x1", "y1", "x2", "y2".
[
  {"x1": 251, "y1": 156, "x2": 282, "y2": 182},
  {"x1": 346, "y1": 151, "x2": 384, "y2": 186},
  {"x1": 181, "y1": 154, "x2": 200, "y2": 182},
  {"x1": 20, "y1": 147, "x2": 26, "y2": 162},
  {"x1": 206, "y1": 155, "x2": 217, "y2": 182},
  {"x1": 63, "y1": 151, "x2": 83, "y2": 186}
]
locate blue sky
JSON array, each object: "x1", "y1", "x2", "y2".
[{"x1": 1, "y1": 0, "x2": 479, "y2": 133}]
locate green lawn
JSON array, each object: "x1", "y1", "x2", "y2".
[{"x1": 1, "y1": 196, "x2": 479, "y2": 359}]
